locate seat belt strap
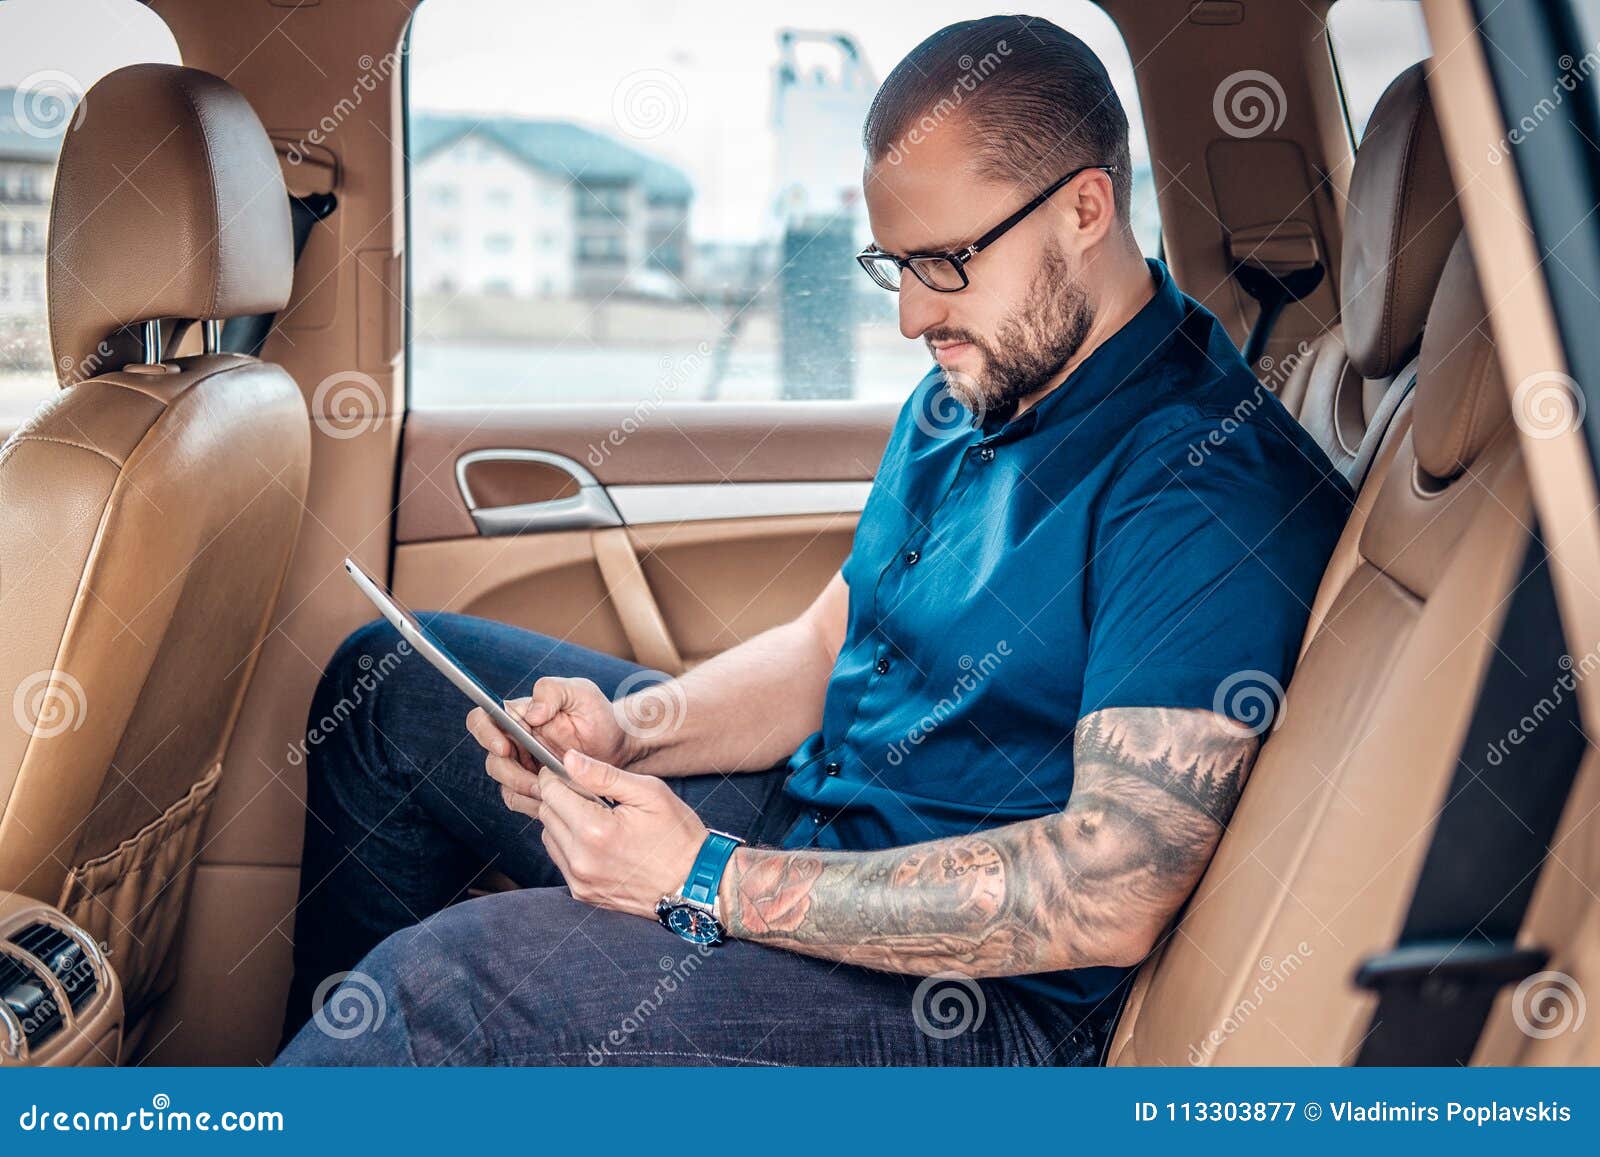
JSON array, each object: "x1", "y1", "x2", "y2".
[
  {"x1": 220, "y1": 191, "x2": 337, "y2": 357},
  {"x1": 1353, "y1": 528, "x2": 1587, "y2": 1064},
  {"x1": 1234, "y1": 259, "x2": 1324, "y2": 373}
]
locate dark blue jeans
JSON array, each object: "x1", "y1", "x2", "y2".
[{"x1": 276, "y1": 612, "x2": 1118, "y2": 1065}]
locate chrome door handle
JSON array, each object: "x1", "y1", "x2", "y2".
[{"x1": 455, "y1": 449, "x2": 623, "y2": 536}]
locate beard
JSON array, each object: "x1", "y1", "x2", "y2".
[{"x1": 927, "y1": 244, "x2": 1096, "y2": 423}]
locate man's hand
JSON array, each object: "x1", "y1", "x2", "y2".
[
  {"x1": 467, "y1": 676, "x2": 641, "y2": 813},
  {"x1": 504, "y1": 750, "x2": 707, "y2": 919}
]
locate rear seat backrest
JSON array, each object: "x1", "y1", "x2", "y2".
[
  {"x1": 1277, "y1": 63, "x2": 1460, "y2": 489},
  {"x1": 1109, "y1": 235, "x2": 1526, "y2": 1066}
]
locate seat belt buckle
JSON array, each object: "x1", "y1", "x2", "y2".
[{"x1": 1353, "y1": 940, "x2": 1549, "y2": 1002}]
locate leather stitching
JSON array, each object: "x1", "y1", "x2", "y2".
[
  {"x1": 1378, "y1": 80, "x2": 1427, "y2": 377},
  {"x1": 170, "y1": 73, "x2": 224, "y2": 322}
]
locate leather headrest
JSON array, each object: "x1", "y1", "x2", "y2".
[
  {"x1": 1412, "y1": 235, "x2": 1509, "y2": 481},
  {"x1": 1341, "y1": 62, "x2": 1461, "y2": 380},
  {"x1": 48, "y1": 64, "x2": 292, "y2": 384}
]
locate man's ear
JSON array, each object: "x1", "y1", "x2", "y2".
[{"x1": 1068, "y1": 169, "x2": 1118, "y2": 247}]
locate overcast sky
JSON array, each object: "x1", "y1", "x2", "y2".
[
  {"x1": 2, "y1": 0, "x2": 1429, "y2": 245},
  {"x1": 407, "y1": 1, "x2": 1147, "y2": 242}
]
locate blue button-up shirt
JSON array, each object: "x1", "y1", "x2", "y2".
[{"x1": 779, "y1": 260, "x2": 1352, "y2": 1012}]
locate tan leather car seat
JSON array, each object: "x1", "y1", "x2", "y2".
[
  {"x1": 1108, "y1": 234, "x2": 1547, "y2": 1064},
  {"x1": 0, "y1": 64, "x2": 310, "y2": 1026},
  {"x1": 1277, "y1": 62, "x2": 1460, "y2": 488}
]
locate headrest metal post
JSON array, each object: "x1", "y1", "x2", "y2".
[
  {"x1": 141, "y1": 320, "x2": 163, "y2": 365},
  {"x1": 203, "y1": 319, "x2": 222, "y2": 354}
]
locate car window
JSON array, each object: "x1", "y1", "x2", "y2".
[
  {"x1": 406, "y1": 1, "x2": 1161, "y2": 409},
  {"x1": 1327, "y1": 0, "x2": 1432, "y2": 142},
  {"x1": 0, "y1": 0, "x2": 181, "y2": 426}
]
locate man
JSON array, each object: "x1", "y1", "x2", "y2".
[{"x1": 278, "y1": 16, "x2": 1350, "y2": 1065}]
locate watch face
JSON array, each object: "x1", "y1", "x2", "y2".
[{"x1": 662, "y1": 903, "x2": 723, "y2": 945}]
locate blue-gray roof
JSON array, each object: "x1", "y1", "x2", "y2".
[
  {"x1": 410, "y1": 112, "x2": 692, "y2": 202},
  {"x1": 0, "y1": 89, "x2": 69, "y2": 163}
]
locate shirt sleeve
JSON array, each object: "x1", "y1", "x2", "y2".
[{"x1": 1079, "y1": 417, "x2": 1348, "y2": 727}]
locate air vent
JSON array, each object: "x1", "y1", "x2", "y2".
[
  {"x1": 0, "y1": 951, "x2": 62, "y2": 1050},
  {"x1": 10, "y1": 923, "x2": 99, "y2": 1012}
]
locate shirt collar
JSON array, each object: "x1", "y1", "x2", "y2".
[{"x1": 976, "y1": 259, "x2": 1184, "y2": 444}]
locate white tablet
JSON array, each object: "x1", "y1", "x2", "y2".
[{"x1": 343, "y1": 556, "x2": 608, "y2": 806}]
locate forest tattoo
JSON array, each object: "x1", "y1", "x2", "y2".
[{"x1": 722, "y1": 706, "x2": 1258, "y2": 975}]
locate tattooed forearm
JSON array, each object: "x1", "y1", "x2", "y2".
[{"x1": 721, "y1": 707, "x2": 1258, "y2": 976}]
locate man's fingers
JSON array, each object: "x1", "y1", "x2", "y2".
[
  {"x1": 522, "y1": 677, "x2": 580, "y2": 727},
  {"x1": 465, "y1": 706, "x2": 511, "y2": 758},
  {"x1": 564, "y1": 749, "x2": 660, "y2": 806},
  {"x1": 485, "y1": 752, "x2": 541, "y2": 799}
]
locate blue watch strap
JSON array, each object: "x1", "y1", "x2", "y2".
[{"x1": 682, "y1": 831, "x2": 741, "y2": 906}]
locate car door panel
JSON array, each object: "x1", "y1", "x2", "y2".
[{"x1": 391, "y1": 402, "x2": 895, "y2": 672}]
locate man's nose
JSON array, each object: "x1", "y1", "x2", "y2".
[{"x1": 897, "y1": 275, "x2": 946, "y2": 341}]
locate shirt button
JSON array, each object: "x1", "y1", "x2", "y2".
[
  {"x1": 875, "y1": 657, "x2": 891, "y2": 675},
  {"x1": 978, "y1": 445, "x2": 996, "y2": 462},
  {"x1": 812, "y1": 811, "x2": 825, "y2": 825},
  {"x1": 823, "y1": 761, "x2": 842, "y2": 777},
  {"x1": 904, "y1": 549, "x2": 921, "y2": 566}
]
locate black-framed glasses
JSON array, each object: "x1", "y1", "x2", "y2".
[{"x1": 856, "y1": 164, "x2": 1118, "y2": 293}]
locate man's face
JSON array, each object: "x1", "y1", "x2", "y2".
[{"x1": 863, "y1": 122, "x2": 1097, "y2": 417}]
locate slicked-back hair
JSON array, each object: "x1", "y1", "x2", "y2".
[{"x1": 863, "y1": 15, "x2": 1133, "y2": 225}]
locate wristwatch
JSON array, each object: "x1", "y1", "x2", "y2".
[{"x1": 656, "y1": 829, "x2": 744, "y2": 945}]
